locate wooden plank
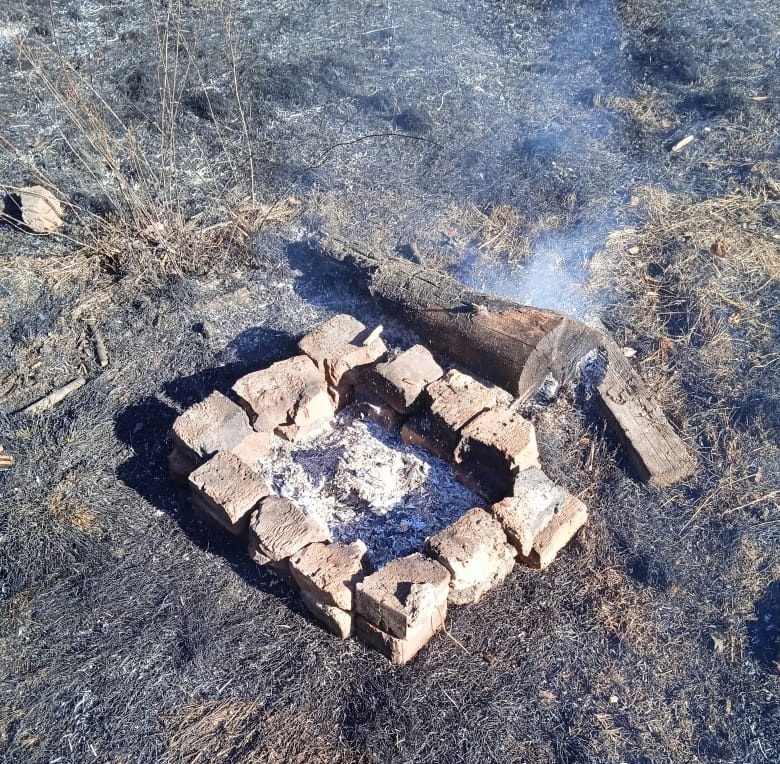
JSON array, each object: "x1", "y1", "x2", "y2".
[{"x1": 595, "y1": 336, "x2": 696, "y2": 486}]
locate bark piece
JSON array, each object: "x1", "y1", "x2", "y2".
[
  {"x1": 289, "y1": 540, "x2": 372, "y2": 610},
  {"x1": 354, "y1": 553, "x2": 450, "y2": 639},
  {"x1": 594, "y1": 337, "x2": 696, "y2": 486},
  {"x1": 229, "y1": 431, "x2": 271, "y2": 468},
  {"x1": 6, "y1": 185, "x2": 64, "y2": 233},
  {"x1": 425, "y1": 508, "x2": 515, "y2": 605},
  {"x1": 355, "y1": 611, "x2": 445, "y2": 665},
  {"x1": 323, "y1": 238, "x2": 601, "y2": 400},
  {"x1": 172, "y1": 391, "x2": 252, "y2": 462},
  {"x1": 401, "y1": 369, "x2": 512, "y2": 460},
  {"x1": 188, "y1": 451, "x2": 270, "y2": 536},
  {"x1": 298, "y1": 314, "x2": 387, "y2": 387},
  {"x1": 232, "y1": 355, "x2": 335, "y2": 435},
  {"x1": 365, "y1": 344, "x2": 444, "y2": 413},
  {"x1": 491, "y1": 467, "x2": 588, "y2": 569},
  {"x1": 248, "y1": 496, "x2": 329, "y2": 561},
  {"x1": 454, "y1": 407, "x2": 540, "y2": 500},
  {"x1": 300, "y1": 590, "x2": 354, "y2": 639}
]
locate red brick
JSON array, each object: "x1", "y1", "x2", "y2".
[
  {"x1": 232, "y1": 355, "x2": 334, "y2": 436},
  {"x1": 172, "y1": 391, "x2": 252, "y2": 462},
  {"x1": 248, "y1": 496, "x2": 328, "y2": 561},
  {"x1": 454, "y1": 407, "x2": 540, "y2": 500},
  {"x1": 188, "y1": 451, "x2": 270, "y2": 536},
  {"x1": 355, "y1": 611, "x2": 445, "y2": 665},
  {"x1": 298, "y1": 314, "x2": 387, "y2": 387},
  {"x1": 300, "y1": 590, "x2": 353, "y2": 639},
  {"x1": 491, "y1": 467, "x2": 588, "y2": 569},
  {"x1": 354, "y1": 553, "x2": 449, "y2": 639},
  {"x1": 289, "y1": 540, "x2": 372, "y2": 610},
  {"x1": 365, "y1": 344, "x2": 444, "y2": 413},
  {"x1": 425, "y1": 508, "x2": 515, "y2": 605},
  {"x1": 402, "y1": 370, "x2": 512, "y2": 460}
]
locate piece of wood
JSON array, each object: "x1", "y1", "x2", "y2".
[
  {"x1": 21, "y1": 376, "x2": 86, "y2": 415},
  {"x1": 86, "y1": 319, "x2": 109, "y2": 368},
  {"x1": 594, "y1": 335, "x2": 696, "y2": 486},
  {"x1": 323, "y1": 238, "x2": 696, "y2": 486},
  {"x1": 323, "y1": 237, "x2": 602, "y2": 401}
]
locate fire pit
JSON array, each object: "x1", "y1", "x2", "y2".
[{"x1": 168, "y1": 314, "x2": 588, "y2": 664}]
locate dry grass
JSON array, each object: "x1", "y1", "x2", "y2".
[
  {"x1": 164, "y1": 701, "x2": 351, "y2": 764},
  {"x1": 591, "y1": 179, "x2": 779, "y2": 526},
  {"x1": 460, "y1": 203, "x2": 531, "y2": 260}
]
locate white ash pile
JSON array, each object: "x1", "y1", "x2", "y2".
[{"x1": 252, "y1": 409, "x2": 481, "y2": 568}]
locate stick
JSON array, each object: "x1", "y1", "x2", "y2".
[
  {"x1": 22, "y1": 376, "x2": 87, "y2": 415},
  {"x1": 86, "y1": 318, "x2": 109, "y2": 368}
]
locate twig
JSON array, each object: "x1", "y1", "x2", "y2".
[
  {"x1": 86, "y1": 318, "x2": 109, "y2": 368},
  {"x1": 21, "y1": 376, "x2": 87, "y2": 416}
]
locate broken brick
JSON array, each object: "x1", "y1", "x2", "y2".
[
  {"x1": 248, "y1": 496, "x2": 328, "y2": 561},
  {"x1": 188, "y1": 451, "x2": 270, "y2": 536},
  {"x1": 355, "y1": 610, "x2": 445, "y2": 665},
  {"x1": 454, "y1": 407, "x2": 540, "y2": 500},
  {"x1": 300, "y1": 590, "x2": 353, "y2": 639},
  {"x1": 232, "y1": 355, "x2": 335, "y2": 436},
  {"x1": 491, "y1": 467, "x2": 588, "y2": 569},
  {"x1": 425, "y1": 508, "x2": 515, "y2": 605},
  {"x1": 402, "y1": 370, "x2": 512, "y2": 460},
  {"x1": 355, "y1": 552, "x2": 450, "y2": 639},
  {"x1": 172, "y1": 390, "x2": 253, "y2": 462},
  {"x1": 298, "y1": 314, "x2": 386, "y2": 387},
  {"x1": 229, "y1": 431, "x2": 271, "y2": 468},
  {"x1": 289, "y1": 540, "x2": 372, "y2": 610},
  {"x1": 365, "y1": 344, "x2": 444, "y2": 413}
]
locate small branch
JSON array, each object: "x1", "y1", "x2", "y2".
[
  {"x1": 21, "y1": 376, "x2": 87, "y2": 416},
  {"x1": 86, "y1": 318, "x2": 109, "y2": 368}
]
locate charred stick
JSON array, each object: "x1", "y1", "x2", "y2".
[{"x1": 21, "y1": 376, "x2": 87, "y2": 416}]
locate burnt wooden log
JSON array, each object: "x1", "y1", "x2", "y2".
[
  {"x1": 322, "y1": 237, "x2": 696, "y2": 486},
  {"x1": 324, "y1": 237, "x2": 601, "y2": 401}
]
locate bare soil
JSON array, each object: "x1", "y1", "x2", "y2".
[{"x1": 0, "y1": 1, "x2": 778, "y2": 763}]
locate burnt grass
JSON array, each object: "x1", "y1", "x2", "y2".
[{"x1": 1, "y1": 1, "x2": 779, "y2": 762}]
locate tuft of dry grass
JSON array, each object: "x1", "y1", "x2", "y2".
[
  {"x1": 460, "y1": 203, "x2": 531, "y2": 260},
  {"x1": 164, "y1": 701, "x2": 352, "y2": 764}
]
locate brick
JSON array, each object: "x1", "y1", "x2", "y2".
[
  {"x1": 365, "y1": 344, "x2": 444, "y2": 413},
  {"x1": 402, "y1": 370, "x2": 513, "y2": 460},
  {"x1": 232, "y1": 355, "x2": 335, "y2": 436},
  {"x1": 188, "y1": 451, "x2": 270, "y2": 535},
  {"x1": 289, "y1": 540, "x2": 372, "y2": 610},
  {"x1": 229, "y1": 431, "x2": 271, "y2": 468},
  {"x1": 354, "y1": 553, "x2": 450, "y2": 639},
  {"x1": 353, "y1": 393, "x2": 405, "y2": 430},
  {"x1": 298, "y1": 314, "x2": 387, "y2": 387},
  {"x1": 454, "y1": 408, "x2": 540, "y2": 500},
  {"x1": 172, "y1": 391, "x2": 252, "y2": 462},
  {"x1": 248, "y1": 537, "x2": 295, "y2": 584},
  {"x1": 300, "y1": 590, "x2": 353, "y2": 639},
  {"x1": 355, "y1": 611, "x2": 445, "y2": 665},
  {"x1": 248, "y1": 496, "x2": 329, "y2": 561},
  {"x1": 425, "y1": 508, "x2": 515, "y2": 605},
  {"x1": 491, "y1": 467, "x2": 588, "y2": 569}
]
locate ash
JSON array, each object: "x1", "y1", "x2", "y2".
[{"x1": 252, "y1": 406, "x2": 482, "y2": 568}]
